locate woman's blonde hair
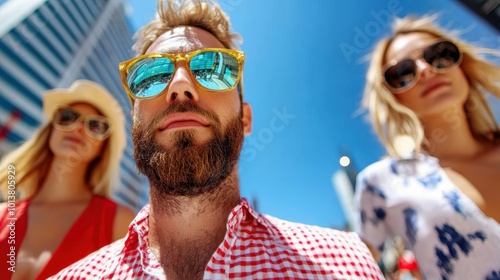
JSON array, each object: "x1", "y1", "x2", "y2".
[
  {"x1": 363, "y1": 15, "x2": 500, "y2": 157},
  {"x1": 0, "y1": 120, "x2": 114, "y2": 200},
  {"x1": 133, "y1": 0, "x2": 242, "y2": 55}
]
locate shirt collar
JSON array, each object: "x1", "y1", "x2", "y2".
[
  {"x1": 125, "y1": 198, "x2": 277, "y2": 251},
  {"x1": 119, "y1": 197, "x2": 281, "y2": 276},
  {"x1": 227, "y1": 198, "x2": 279, "y2": 236}
]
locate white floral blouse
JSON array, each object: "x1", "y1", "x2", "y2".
[{"x1": 354, "y1": 155, "x2": 500, "y2": 280}]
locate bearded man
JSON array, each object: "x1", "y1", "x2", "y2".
[{"x1": 50, "y1": 1, "x2": 383, "y2": 279}]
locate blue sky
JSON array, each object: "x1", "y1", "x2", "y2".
[{"x1": 124, "y1": 0, "x2": 500, "y2": 228}]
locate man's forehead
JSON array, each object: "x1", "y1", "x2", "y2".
[{"x1": 145, "y1": 26, "x2": 224, "y2": 54}]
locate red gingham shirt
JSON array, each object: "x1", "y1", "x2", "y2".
[{"x1": 49, "y1": 199, "x2": 383, "y2": 279}]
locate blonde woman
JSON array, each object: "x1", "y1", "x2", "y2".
[
  {"x1": 0, "y1": 80, "x2": 135, "y2": 280},
  {"x1": 354, "y1": 15, "x2": 500, "y2": 280}
]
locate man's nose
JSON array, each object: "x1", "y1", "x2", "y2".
[{"x1": 165, "y1": 64, "x2": 200, "y2": 104}]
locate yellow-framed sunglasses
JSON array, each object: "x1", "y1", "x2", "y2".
[{"x1": 119, "y1": 48, "x2": 245, "y2": 102}]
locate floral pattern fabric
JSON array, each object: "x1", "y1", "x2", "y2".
[{"x1": 355, "y1": 155, "x2": 500, "y2": 280}]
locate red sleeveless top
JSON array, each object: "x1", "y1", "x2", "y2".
[{"x1": 0, "y1": 195, "x2": 117, "y2": 279}]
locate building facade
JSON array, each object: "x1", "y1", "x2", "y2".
[{"x1": 0, "y1": 0, "x2": 148, "y2": 210}]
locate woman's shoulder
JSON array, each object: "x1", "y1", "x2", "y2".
[
  {"x1": 112, "y1": 204, "x2": 136, "y2": 241},
  {"x1": 115, "y1": 204, "x2": 135, "y2": 220},
  {"x1": 359, "y1": 154, "x2": 441, "y2": 179},
  {"x1": 91, "y1": 194, "x2": 114, "y2": 202},
  {"x1": 91, "y1": 196, "x2": 135, "y2": 219},
  {"x1": 0, "y1": 199, "x2": 30, "y2": 223},
  {"x1": 357, "y1": 156, "x2": 395, "y2": 181},
  {"x1": 89, "y1": 195, "x2": 135, "y2": 240},
  {"x1": 91, "y1": 195, "x2": 120, "y2": 208},
  {"x1": 0, "y1": 198, "x2": 30, "y2": 210}
]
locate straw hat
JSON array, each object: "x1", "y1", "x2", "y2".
[{"x1": 42, "y1": 80, "x2": 126, "y2": 193}]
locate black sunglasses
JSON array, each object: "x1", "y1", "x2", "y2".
[{"x1": 383, "y1": 40, "x2": 462, "y2": 92}]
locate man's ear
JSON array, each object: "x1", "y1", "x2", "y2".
[{"x1": 242, "y1": 103, "x2": 252, "y2": 136}]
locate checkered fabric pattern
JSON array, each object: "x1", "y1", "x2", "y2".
[{"x1": 49, "y1": 199, "x2": 383, "y2": 279}]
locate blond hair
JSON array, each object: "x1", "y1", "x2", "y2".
[
  {"x1": 0, "y1": 121, "x2": 115, "y2": 200},
  {"x1": 133, "y1": 0, "x2": 242, "y2": 55},
  {"x1": 363, "y1": 15, "x2": 500, "y2": 157}
]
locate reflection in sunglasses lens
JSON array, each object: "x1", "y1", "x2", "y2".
[
  {"x1": 126, "y1": 50, "x2": 241, "y2": 98},
  {"x1": 190, "y1": 51, "x2": 239, "y2": 91},
  {"x1": 128, "y1": 57, "x2": 174, "y2": 99}
]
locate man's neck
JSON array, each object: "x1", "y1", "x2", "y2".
[{"x1": 148, "y1": 172, "x2": 241, "y2": 280}]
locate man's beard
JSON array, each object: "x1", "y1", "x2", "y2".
[{"x1": 132, "y1": 102, "x2": 244, "y2": 197}]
